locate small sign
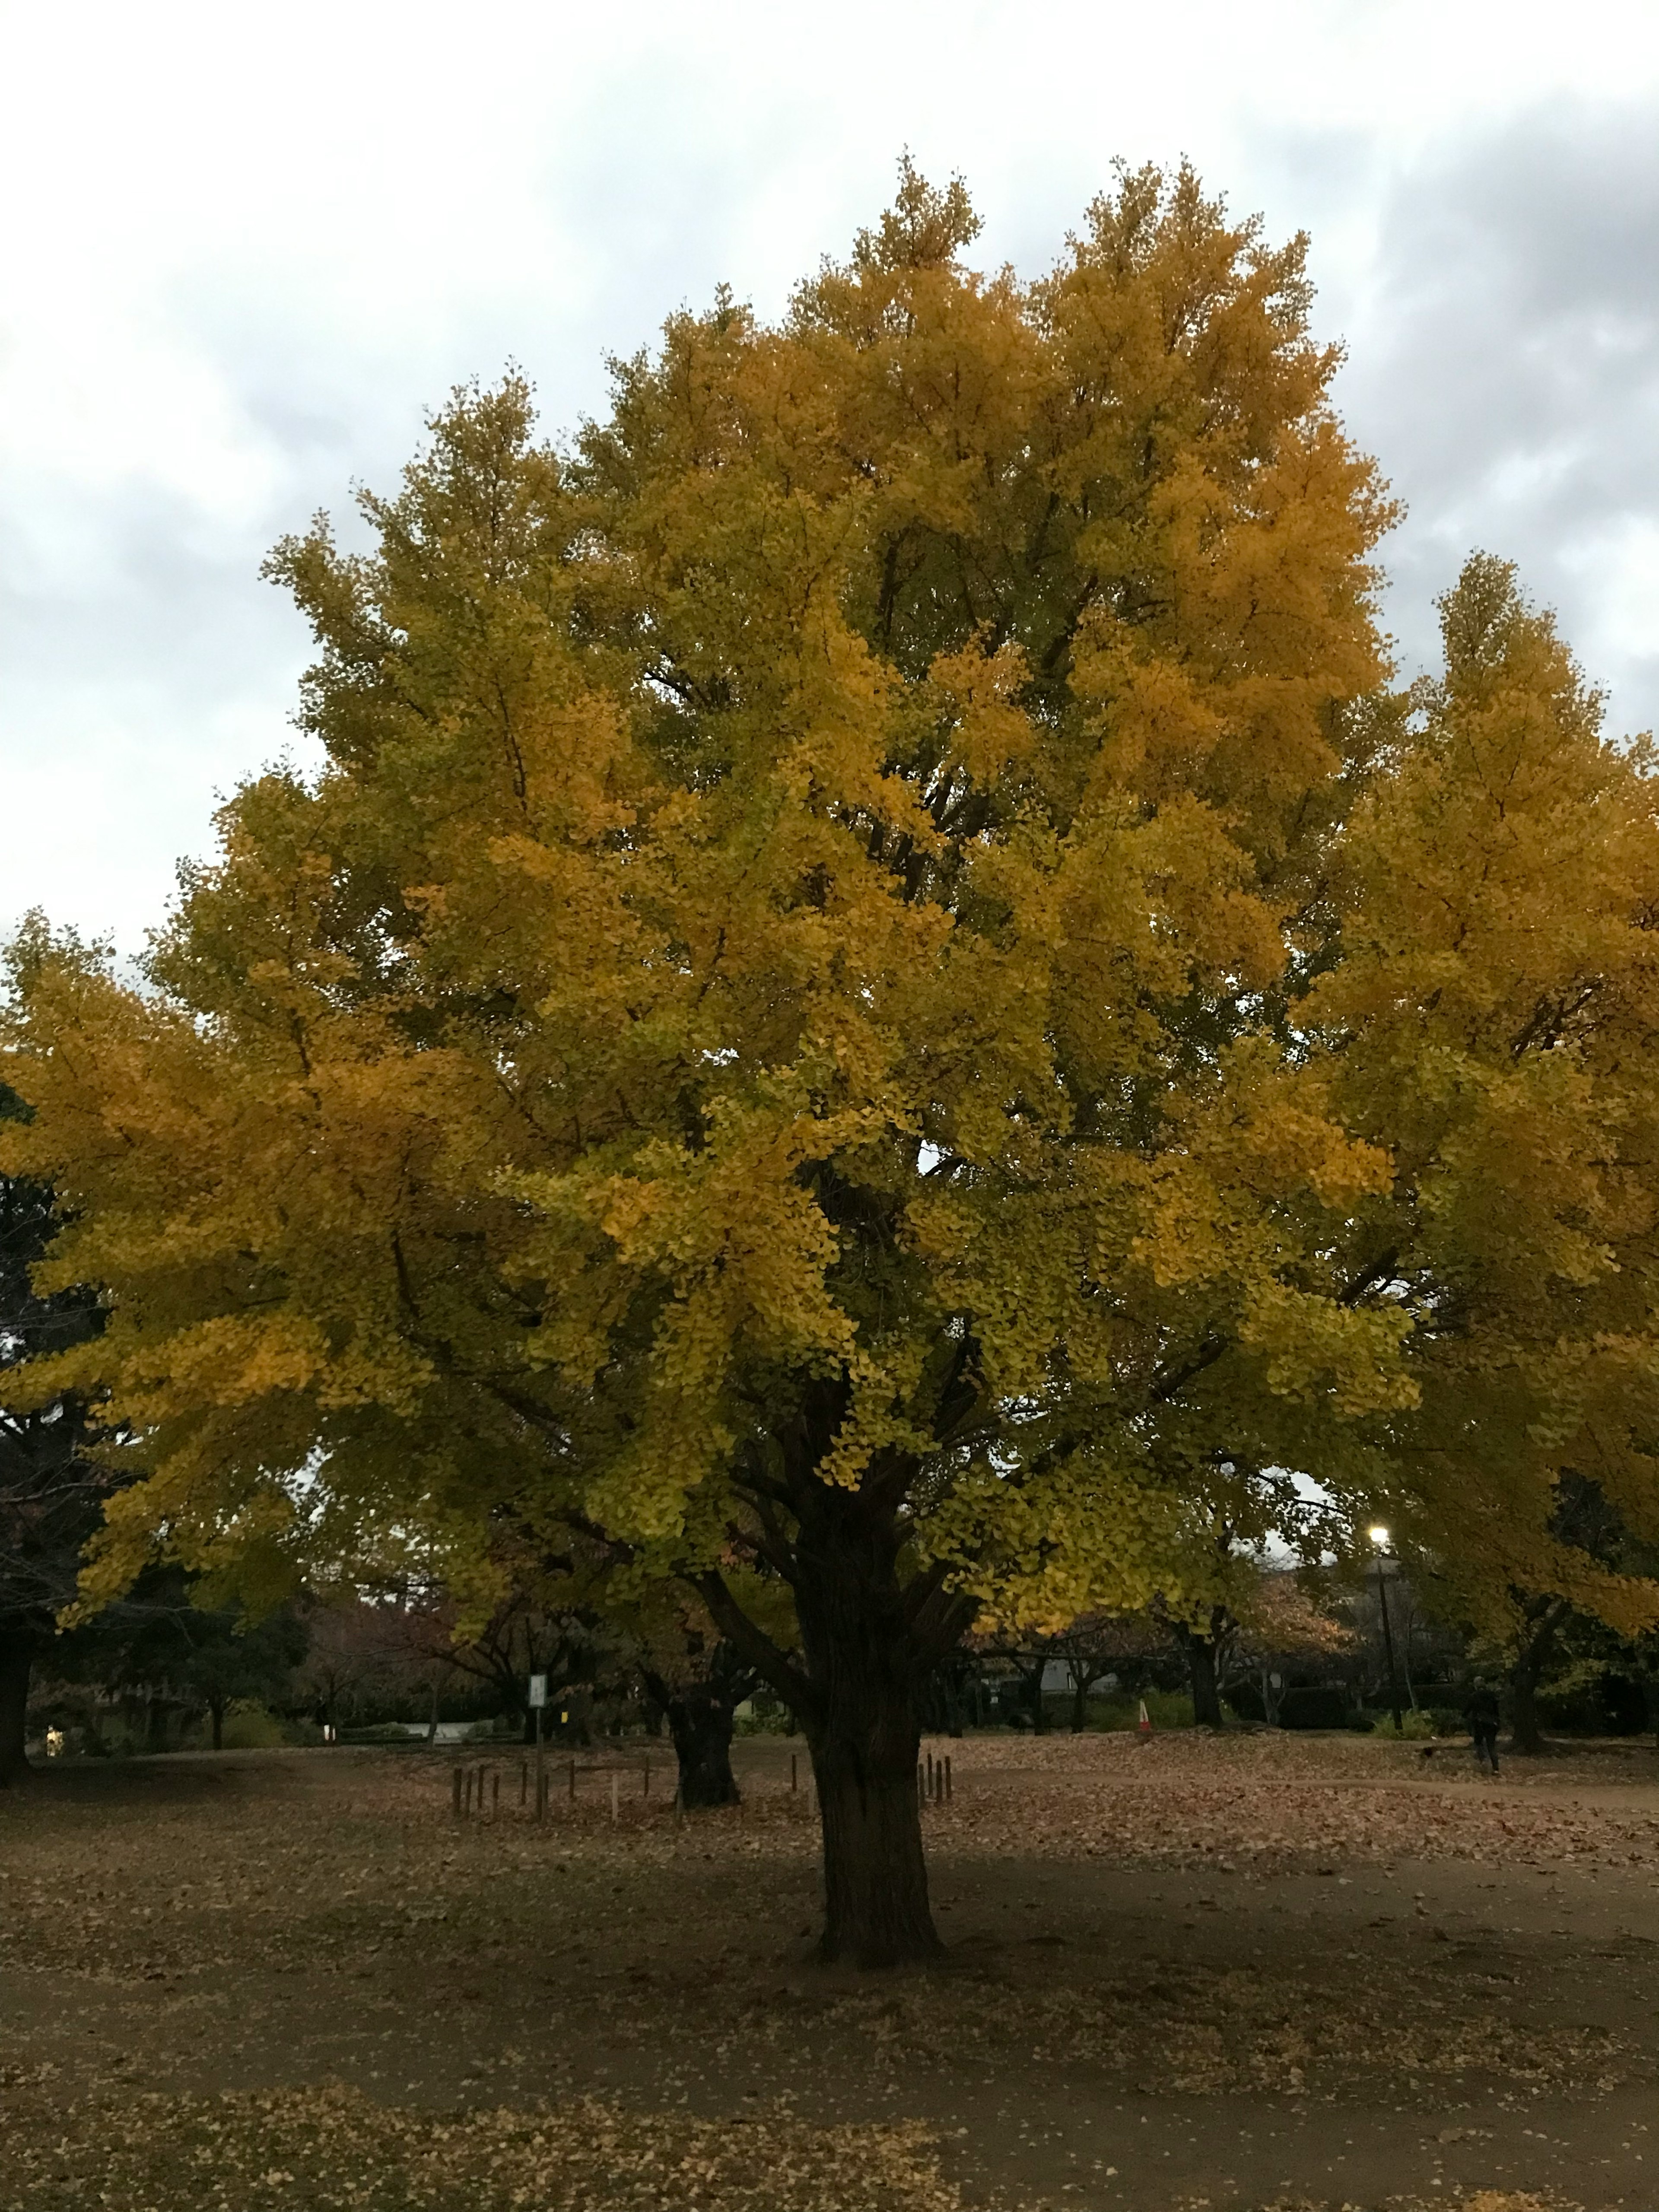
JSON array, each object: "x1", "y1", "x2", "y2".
[{"x1": 528, "y1": 1673, "x2": 547, "y2": 1709}]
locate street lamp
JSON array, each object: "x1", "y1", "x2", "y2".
[{"x1": 1368, "y1": 1525, "x2": 1404, "y2": 1732}]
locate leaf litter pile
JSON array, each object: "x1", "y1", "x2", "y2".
[{"x1": 2, "y1": 1732, "x2": 1655, "y2": 2209}]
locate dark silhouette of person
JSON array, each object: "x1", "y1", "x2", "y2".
[{"x1": 1463, "y1": 1679, "x2": 1501, "y2": 1773}]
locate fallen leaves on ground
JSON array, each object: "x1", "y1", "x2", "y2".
[
  {"x1": 913, "y1": 1732, "x2": 1659, "y2": 1877},
  {"x1": 801, "y1": 1963, "x2": 1623, "y2": 2099},
  {"x1": 9, "y1": 1731, "x2": 1656, "y2": 1993},
  {"x1": 1246, "y1": 2199, "x2": 1578, "y2": 2212},
  {"x1": 2, "y1": 1736, "x2": 1653, "y2": 2209},
  {"x1": 0, "y1": 2076, "x2": 963, "y2": 2212}
]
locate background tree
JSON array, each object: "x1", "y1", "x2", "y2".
[
  {"x1": 173, "y1": 1588, "x2": 308, "y2": 1748},
  {"x1": 432, "y1": 1578, "x2": 611, "y2": 1746},
  {"x1": 291, "y1": 1590, "x2": 454, "y2": 1739},
  {"x1": 1046, "y1": 1613, "x2": 1148, "y2": 1732},
  {"x1": 627, "y1": 1592, "x2": 759, "y2": 1809},
  {"x1": 1154, "y1": 1463, "x2": 1333, "y2": 1726},
  {"x1": 1432, "y1": 1475, "x2": 1651, "y2": 1754},
  {"x1": 9, "y1": 170, "x2": 1659, "y2": 1963},
  {"x1": 48, "y1": 1565, "x2": 307, "y2": 1750},
  {"x1": 0, "y1": 1084, "x2": 111, "y2": 1782},
  {"x1": 1313, "y1": 560, "x2": 1659, "y2": 1684},
  {"x1": 1227, "y1": 1567, "x2": 1353, "y2": 1724}
]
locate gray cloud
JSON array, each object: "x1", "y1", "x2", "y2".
[
  {"x1": 1334, "y1": 102, "x2": 1659, "y2": 730},
  {"x1": 6, "y1": 70, "x2": 1658, "y2": 960}
]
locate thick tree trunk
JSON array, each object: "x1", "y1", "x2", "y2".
[
  {"x1": 1509, "y1": 1599, "x2": 1568, "y2": 1756},
  {"x1": 809, "y1": 1691, "x2": 937, "y2": 1967},
  {"x1": 1070, "y1": 1668, "x2": 1092, "y2": 1733},
  {"x1": 640, "y1": 1643, "x2": 751, "y2": 1810},
  {"x1": 666, "y1": 1691, "x2": 741, "y2": 1808},
  {"x1": 693, "y1": 1421, "x2": 971, "y2": 1969},
  {"x1": 209, "y1": 1698, "x2": 225, "y2": 1752},
  {"x1": 1508, "y1": 1664, "x2": 1544, "y2": 1755},
  {"x1": 792, "y1": 1480, "x2": 944, "y2": 1967},
  {"x1": 1016, "y1": 1657, "x2": 1050, "y2": 1733},
  {"x1": 0, "y1": 1630, "x2": 34, "y2": 1786},
  {"x1": 1179, "y1": 1627, "x2": 1225, "y2": 1728}
]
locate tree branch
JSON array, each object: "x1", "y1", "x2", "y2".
[{"x1": 685, "y1": 1566, "x2": 814, "y2": 1719}]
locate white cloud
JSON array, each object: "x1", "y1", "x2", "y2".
[{"x1": 4, "y1": 0, "x2": 1659, "y2": 946}]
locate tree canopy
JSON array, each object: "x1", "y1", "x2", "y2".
[
  {"x1": 6, "y1": 160, "x2": 1659, "y2": 1952},
  {"x1": 0, "y1": 1083, "x2": 114, "y2": 1780}
]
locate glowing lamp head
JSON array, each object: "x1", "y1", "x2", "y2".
[{"x1": 1367, "y1": 1523, "x2": 1390, "y2": 1550}]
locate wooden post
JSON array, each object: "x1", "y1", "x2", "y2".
[
  {"x1": 534, "y1": 1704, "x2": 544, "y2": 1825},
  {"x1": 519, "y1": 1759, "x2": 528, "y2": 1807},
  {"x1": 790, "y1": 1752, "x2": 798, "y2": 1792},
  {"x1": 451, "y1": 1767, "x2": 463, "y2": 1817},
  {"x1": 945, "y1": 1755, "x2": 953, "y2": 1802},
  {"x1": 568, "y1": 1757, "x2": 576, "y2": 1802},
  {"x1": 610, "y1": 1772, "x2": 620, "y2": 1823},
  {"x1": 492, "y1": 1769, "x2": 500, "y2": 1815},
  {"x1": 464, "y1": 1768, "x2": 473, "y2": 1814}
]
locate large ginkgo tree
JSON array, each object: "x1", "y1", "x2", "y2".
[{"x1": 9, "y1": 164, "x2": 1659, "y2": 1961}]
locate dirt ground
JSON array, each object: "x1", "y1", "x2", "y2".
[{"x1": 2, "y1": 1729, "x2": 1656, "y2": 2210}]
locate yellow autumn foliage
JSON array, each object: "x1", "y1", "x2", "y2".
[{"x1": 6, "y1": 160, "x2": 1659, "y2": 1954}]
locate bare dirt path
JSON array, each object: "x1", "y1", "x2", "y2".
[{"x1": 3, "y1": 1733, "x2": 1656, "y2": 2209}]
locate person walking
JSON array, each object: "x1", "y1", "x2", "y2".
[{"x1": 1463, "y1": 1679, "x2": 1501, "y2": 1774}]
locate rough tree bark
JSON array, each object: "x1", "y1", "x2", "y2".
[
  {"x1": 1020, "y1": 1654, "x2": 1052, "y2": 1734},
  {"x1": 1508, "y1": 1597, "x2": 1570, "y2": 1755},
  {"x1": 0, "y1": 1628, "x2": 34, "y2": 1785},
  {"x1": 793, "y1": 1471, "x2": 943, "y2": 1964},
  {"x1": 944, "y1": 1670, "x2": 964, "y2": 1740},
  {"x1": 696, "y1": 1430, "x2": 972, "y2": 1968},
  {"x1": 641, "y1": 1640, "x2": 752, "y2": 1809},
  {"x1": 1175, "y1": 1613, "x2": 1228, "y2": 1729},
  {"x1": 668, "y1": 1693, "x2": 741, "y2": 1806}
]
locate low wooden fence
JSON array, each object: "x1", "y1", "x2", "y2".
[{"x1": 446, "y1": 1747, "x2": 956, "y2": 1820}]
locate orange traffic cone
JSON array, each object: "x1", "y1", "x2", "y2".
[{"x1": 1137, "y1": 1699, "x2": 1152, "y2": 1741}]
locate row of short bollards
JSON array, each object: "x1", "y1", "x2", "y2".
[
  {"x1": 918, "y1": 1751, "x2": 953, "y2": 1806},
  {"x1": 450, "y1": 1750, "x2": 957, "y2": 1821},
  {"x1": 452, "y1": 1758, "x2": 683, "y2": 1823}
]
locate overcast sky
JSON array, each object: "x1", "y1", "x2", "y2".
[{"x1": 4, "y1": 0, "x2": 1657, "y2": 953}]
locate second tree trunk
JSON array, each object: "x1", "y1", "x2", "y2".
[{"x1": 0, "y1": 1630, "x2": 34, "y2": 1786}]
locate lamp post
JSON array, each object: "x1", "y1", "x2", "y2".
[{"x1": 1368, "y1": 1525, "x2": 1404, "y2": 1733}]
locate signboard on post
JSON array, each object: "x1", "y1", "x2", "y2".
[{"x1": 529, "y1": 1675, "x2": 548, "y2": 1821}]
